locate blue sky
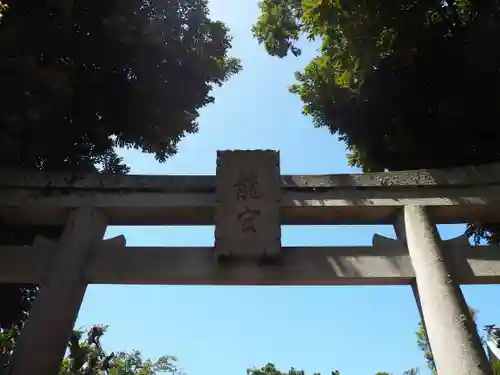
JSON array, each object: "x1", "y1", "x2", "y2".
[{"x1": 75, "y1": 1, "x2": 500, "y2": 374}]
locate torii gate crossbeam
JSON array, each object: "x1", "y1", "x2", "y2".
[{"x1": 1, "y1": 150, "x2": 499, "y2": 375}]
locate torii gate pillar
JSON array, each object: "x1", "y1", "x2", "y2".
[
  {"x1": 9, "y1": 208, "x2": 112, "y2": 375},
  {"x1": 401, "y1": 205, "x2": 491, "y2": 375}
]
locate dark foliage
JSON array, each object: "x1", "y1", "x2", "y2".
[
  {"x1": 0, "y1": 0, "x2": 240, "y2": 331},
  {"x1": 253, "y1": 0, "x2": 500, "y2": 243}
]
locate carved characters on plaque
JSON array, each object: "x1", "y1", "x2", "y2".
[
  {"x1": 237, "y1": 206, "x2": 260, "y2": 233},
  {"x1": 234, "y1": 171, "x2": 264, "y2": 234},
  {"x1": 215, "y1": 151, "x2": 281, "y2": 258},
  {"x1": 234, "y1": 172, "x2": 263, "y2": 201}
]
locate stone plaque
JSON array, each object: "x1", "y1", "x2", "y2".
[{"x1": 215, "y1": 150, "x2": 281, "y2": 259}]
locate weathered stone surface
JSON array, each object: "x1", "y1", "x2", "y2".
[
  {"x1": 2, "y1": 182, "x2": 500, "y2": 226},
  {"x1": 3, "y1": 160, "x2": 500, "y2": 190},
  {"x1": 3, "y1": 153, "x2": 500, "y2": 226},
  {"x1": 215, "y1": 150, "x2": 281, "y2": 259},
  {"x1": 281, "y1": 162, "x2": 500, "y2": 188},
  {"x1": 2, "y1": 242, "x2": 500, "y2": 285},
  {"x1": 400, "y1": 205, "x2": 491, "y2": 375},
  {"x1": 0, "y1": 169, "x2": 215, "y2": 192},
  {"x1": 9, "y1": 208, "x2": 111, "y2": 375}
]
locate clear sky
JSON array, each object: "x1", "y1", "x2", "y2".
[{"x1": 75, "y1": 1, "x2": 500, "y2": 374}]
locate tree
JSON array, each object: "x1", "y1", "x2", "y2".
[
  {"x1": 1, "y1": 324, "x2": 182, "y2": 375},
  {"x1": 494, "y1": 362, "x2": 500, "y2": 375},
  {"x1": 414, "y1": 321, "x2": 435, "y2": 374},
  {"x1": 59, "y1": 325, "x2": 115, "y2": 375},
  {"x1": 415, "y1": 307, "x2": 478, "y2": 373},
  {"x1": 247, "y1": 363, "x2": 322, "y2": 375},
  {"x1": 107, "y1": 351, "x2": 181, "y2": 375},
  {"x1": 414, "y1": 307, "x2": 500, "y2": 374},
  {"x1": 0, "y1": 0, "x2": 241, "y2": 333},
  {"x1": 252, "y1": 0, "x2": 500, "y2": 244},
  {"x1": 0, "y1": 324, "x2": 19, "y2": 371},
  {"x1": 246, "y1": 362, "x2": 414, "y2": 375},
  {"x1": 0, "y1": 0, "x2": 241, "y2": 171}
]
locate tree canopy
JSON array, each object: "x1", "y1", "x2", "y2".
[
  {"x1": 252, "y1": 0, "x2": 500, "y2": 244},
  {"x1": 253, "y1": 0, "x2": 500, "y2": 172},
  {"x1": 246, "y1": 362, "x2": 417, "y2": 375},
  {"x1": 60, "y1": 325, "x2": 183, "y2": 375},
  {"x1": 247, "y1": 363, "x2": 323, "y2": 375},
  {"x1": 0, "y1": 0, "x2": 241, "y2": 172},
  {"x1": 1, "y1": 324, "x2": 183, "y2": 374},
  {"x1": 415, "y1": 307, "x2": 500, "y2": 375},
  {"x1": 0, "y1": 0, "x2": 241, "y2": 332}
]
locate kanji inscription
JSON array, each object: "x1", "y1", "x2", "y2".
[
  {"x1": 234, "y1": 172, "x2": 263, "y2": 201},
  {"x1": 237, "y1": 206, "x2": 260, "y2": 233},
  {"x1": 215, "y1": 150, "x2": 281, "y2": 259}
]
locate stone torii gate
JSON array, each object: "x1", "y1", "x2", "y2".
[{"x1": 1, "y1": 150, "x2": 500, "y2": 375}]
